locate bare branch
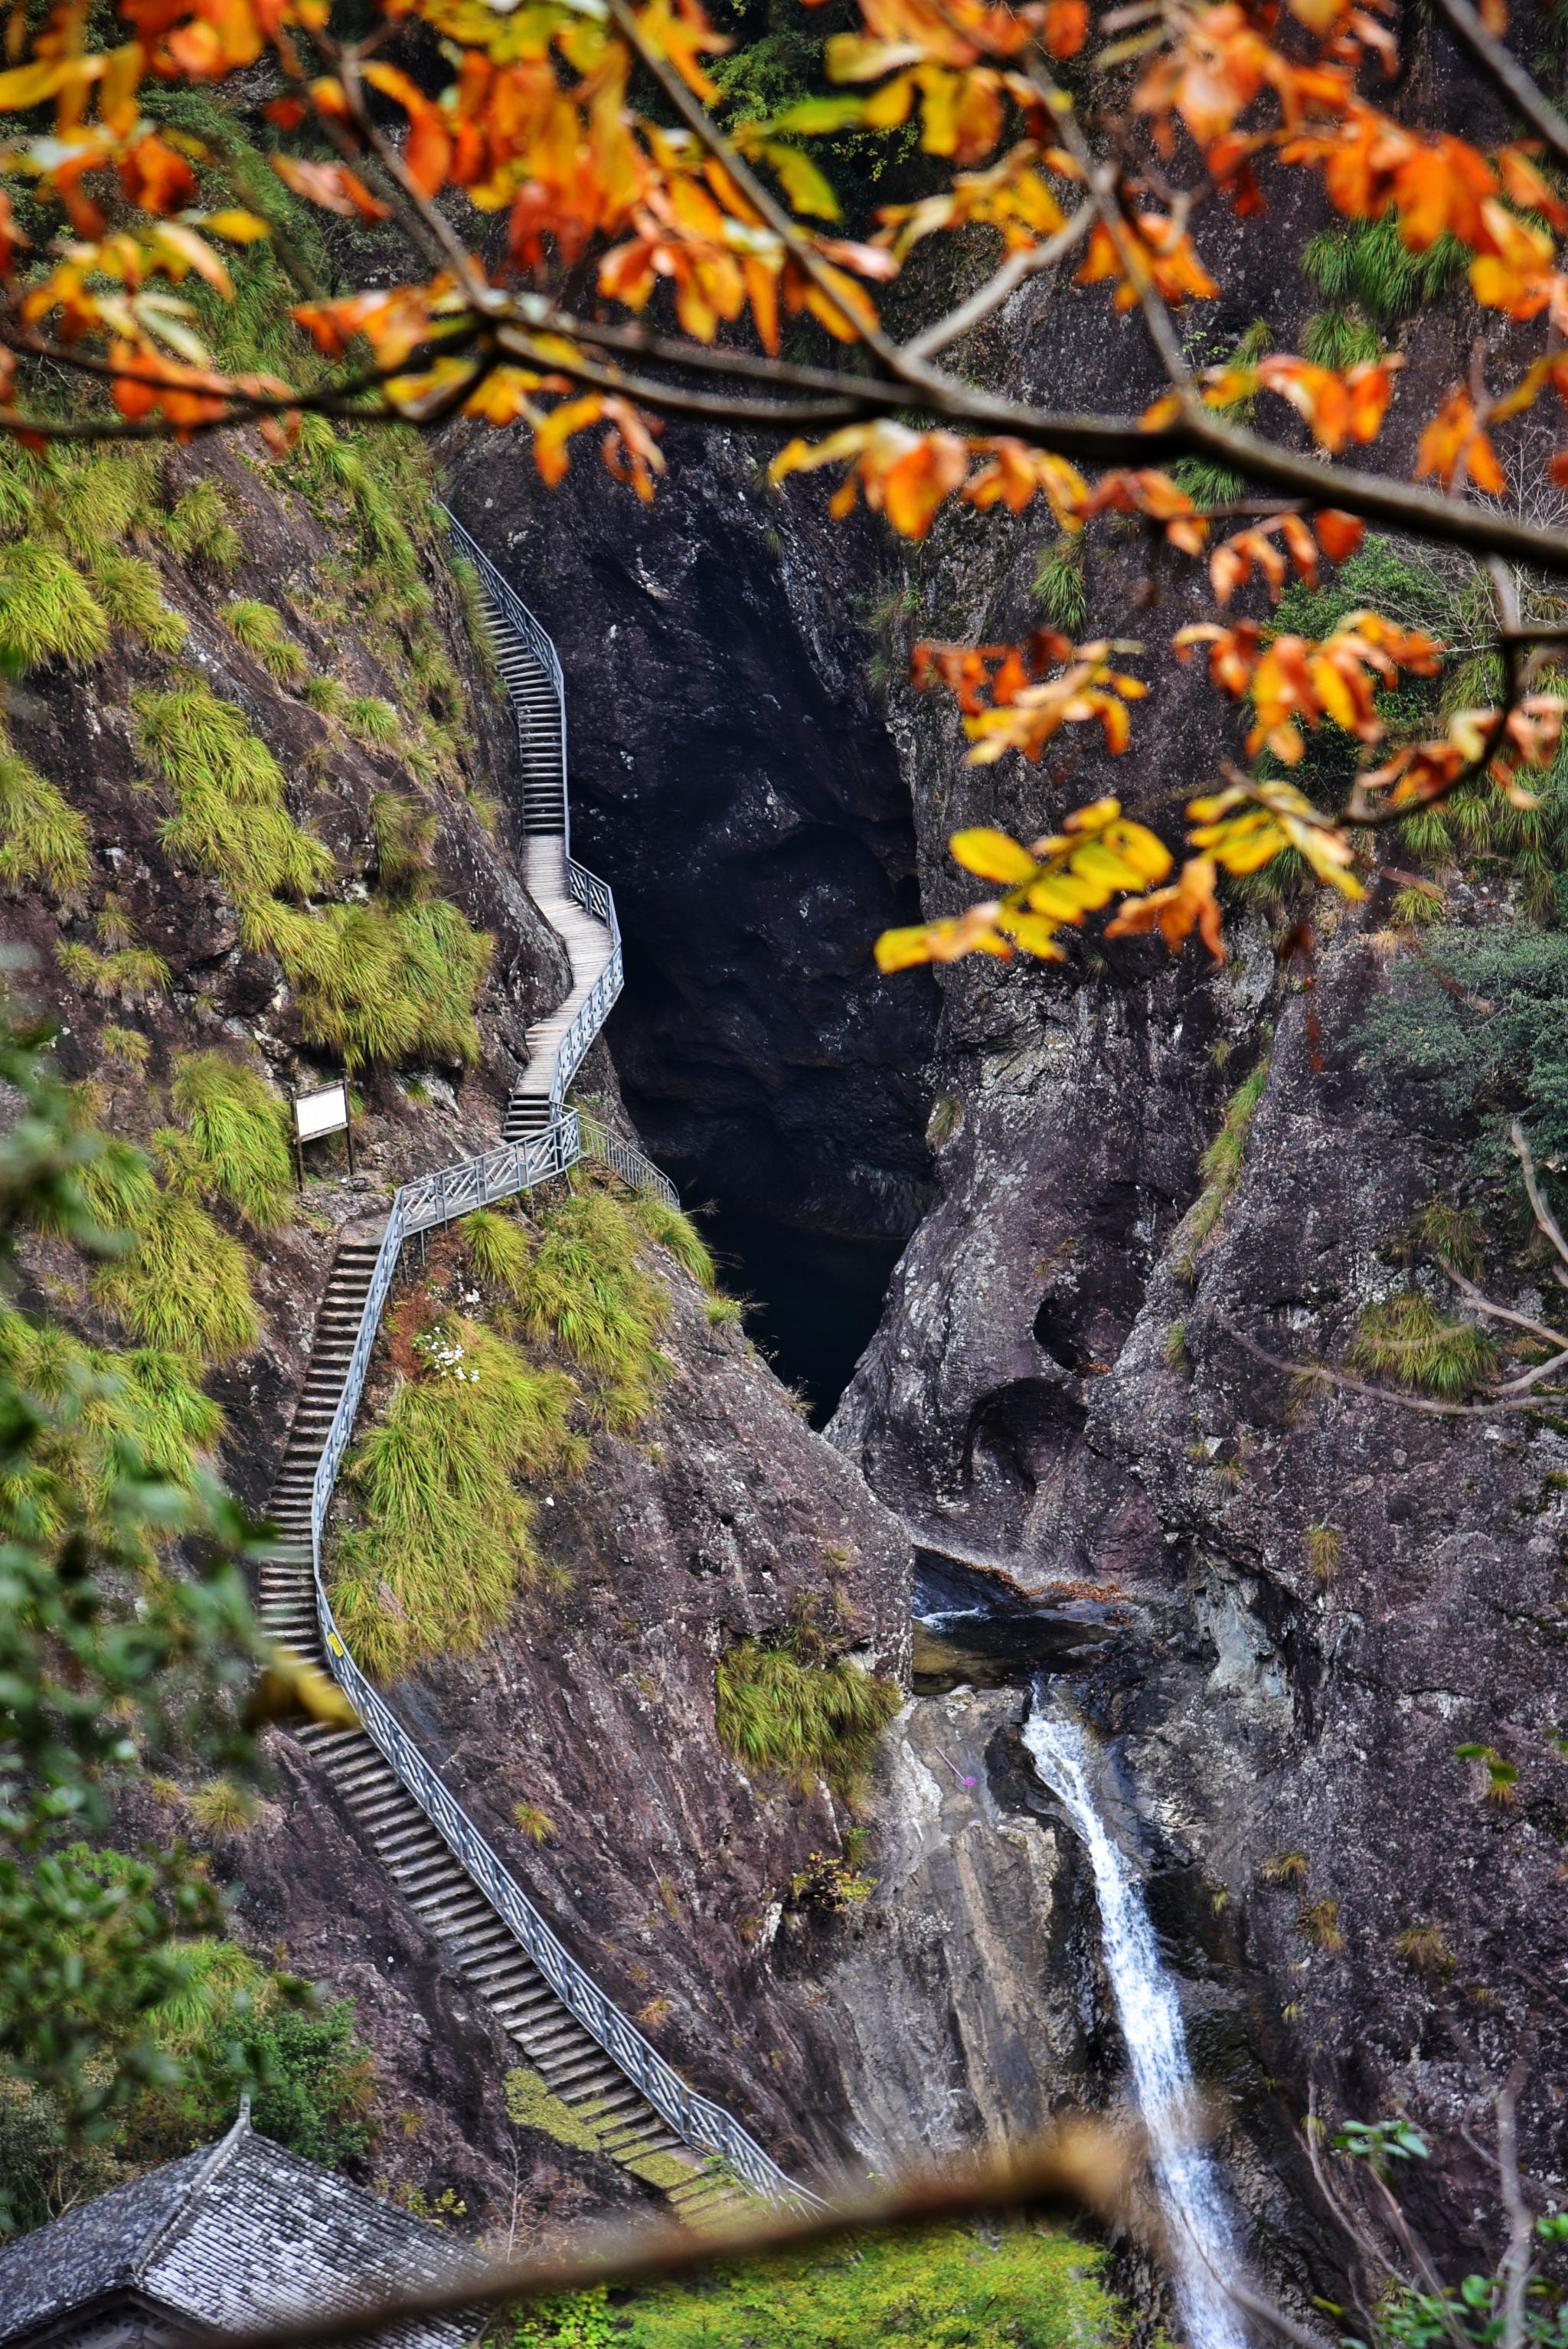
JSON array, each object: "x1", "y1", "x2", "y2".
[
  {"x1": 1431, "y1": 0, "x2": 1568, "y2": 175},
  {"x1": 1495, "y1": 2062, "x2": 1535, "y2": 2349},
  {"x1": 1215, "y1": 1318, "x2": 1561, "y2": 1418},
  {"x1": 1511, "y1": 1118, "x2": 1568, "y2": 1276},
  {"x1": 153, "y1": 2132, "x2": 1131, "y2": 2349}
]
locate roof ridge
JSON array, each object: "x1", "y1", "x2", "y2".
[{"x1": 129, "y1": 2101, "x2": 251, "y2": 2285}]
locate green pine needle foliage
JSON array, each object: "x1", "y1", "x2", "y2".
[
  {"x1": 630, "y1": 1194, "x2": 716, "y2": 1289},
  {"x1": 94, "y1": 1183, "x2": 260, "y2": 1364},
  {"x1": 1348, "y1": 1292, "x2": 1498, "y2": 1399},
  {"x1": 1031, "y1": 535, "x2": 1088, "y2": 635},
  {"x1": 715, "y1": 1638, "x2": 900, "y2": 1799},
  {"x1": 502, "y1": 1189, "x2": 671, "y2": 1429},
  {"x1": 0, "y1": 544, "x2": 109, "y2": 671},
  {"x1": 0, "y1": 751, "x2": 89, "y2": 899},
  {"x1": 330, "y1": 1315, "x2": 580, "y2": 1678},
  {"x1": 171, "y1": 1051, "x2": 292, "y2": 1227},
  {"x1": 1301, "y1": 306, "x2": 1382, "y2": 369},
  {"x1": 224, "y1": 600, "x2": 306, "y2": 682},
  {"x1": 138, "y1": 684, "x2": 336, "y2": 904},
  {"x1": 87, "y1": 551, "x2": 187, "y2": 654},
  {"x1": 599, "y1": 2225, "x2": 1122, "y2": 2349},
  {"x1": 1303, "y1": 215, "x2": 1465, "y2": 326},
  {"x1": 1359, "y1": 927, "x2": 1568, "y2": 1165}
]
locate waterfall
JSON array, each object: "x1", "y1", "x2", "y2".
[{"x1": 1024, "y1": 1697, "x2": 1250, "y2": 2349}]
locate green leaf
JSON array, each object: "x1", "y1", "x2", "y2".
[{"x1": 763, "y1": 96, "x2": 867, "y2": 136}]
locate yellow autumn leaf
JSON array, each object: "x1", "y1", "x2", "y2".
[{"x1": 949, "y1": 826, "x2": 1038, "y2": 884}]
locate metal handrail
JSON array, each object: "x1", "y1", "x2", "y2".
[
  {"x1": 445, "y1": 508, "x2": 570, "y2": 858},
  {"x1": 305, "y1": 1111, "x2": 814, "y2": 2210},
  {"x1": 291, "y1": 517, "x2": 819, "y2": 2212}
]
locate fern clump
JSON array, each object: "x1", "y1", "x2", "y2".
[
  {"x1": 0, "y1": 544, "x2": 110, "y2": 670},
  {"x1": 629, "y1": 1193, "x2": 715, "y2": 1289},
  {"x1": 1348, "y1": 1292, "x2": 1498, "y2": 1399},
  {"x1": 716, "y1": 1638, "x2": 900, "y2": 1800},
  {"x1": 87, "y1": 550, "x2": 187, "y2": 652},
  {"x1": 94, "y1": 1181, "x2": 260, "y2": 1364},
  {"x1": 224, "y1": 599, "x2": 306, "y2": 681},
  {"x1": 171, "y1": 1051, "x2": 292, "y2": 1227},
  {"x1": 330, "y1": 1315, "x2": 580, "y2": 1678},
  {"x1": 505, "y1": 1188, "x2": 670, "y2": 1428},
  {"x1": 0, "y1": 750, "x2": 89, "y2": 898}
]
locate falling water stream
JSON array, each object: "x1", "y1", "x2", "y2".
[{"x1": 1023, "y1": 1694, "x2": 1250, "y2": 2349}]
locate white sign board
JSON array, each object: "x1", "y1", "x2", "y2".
[{"x1": 295, "y1": 1084, "x2": 348, "y2": 1142}]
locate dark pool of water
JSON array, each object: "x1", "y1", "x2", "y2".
[
  {"x1": 698, "y1": 1205, "x2": 904, "y2": 1427},
  {"x1": 912, "y1": 1548, "x2": 1114, "y2": 1694}
]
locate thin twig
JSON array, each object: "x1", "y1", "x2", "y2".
[
  {"x1": 901, "y1": 205, "x2": 1093, "y2": 361},
  {"x1": 1431, "y1": 0, "x2": 1568, "y2": 175},
  {"x1": 1495, "y1": 2063, "x2": 1535, "y2": 2349},
  {"x1": 1511, "y1": 1119, "x2": 1568, "y2": 1276},
  {"x1": 1215, "y1": 1318, "x2": 1563, "y2": 1418}
]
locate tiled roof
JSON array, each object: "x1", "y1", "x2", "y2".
[{"x1": 0, "y1": 2113, "x2": 486, "y2": 2347}]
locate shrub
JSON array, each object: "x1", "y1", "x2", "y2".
[
  {"x1": 224, "y1": 599, "x2": 306, "y2": 681},
  {"x1": 597, "y1": 2224, "x2": 1122, "y2": 2349},
  {"x1": 0, "y1": 543, "x2": 109, "y2": 670},
  {"x1": 505, "y1": 1189, "x2": 671, "y2": 1429},
  {"x1": 1348, "y1": 1292, "x2": 1498, "y2": 1399},
  {"x1": 55, "y1": 941, "x2": 169, "y2": 1005},
  {"x1": 243, "y1": 2004, "x2": 377, "y2": 2169},
  {"x1": 329, "y1": 1315, "x2": 580, "y2": 1678},
  {"x1": 159, "y1": 479, "x2": 243, "y2": 568},
  {"x1": 94, "y1": 1184, "x2": 260, "y2": 1364},
  {"x1": 1359, "y1": 926, "x2": 1568, "y2": 1165},
  {"x1": 0, "y1": 752, "x2": 89, "y2": 898},
  {"x1": 171, "y1": 1050, "x2": 292, "y2": 1227},
  {"x1": 139, "y1": 683, "x2": 337, "y2": 905},
  {"x1": 715, "y1": 1638, "x2": 900, "y2": 1799},
  {"x1": 629, "y1": 1193, "x2": 715, "y2": 1288},
  {"x1": 87, "y1": 550, "x2": 187, "y2": 652}
]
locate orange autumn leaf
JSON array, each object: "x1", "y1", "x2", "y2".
[
  {"x1": 1105, "y1": 856, "x2": 1225, "y2": 958},
  {"x1": 1414, "y1": 390, "x2": 1506, "y2": 494}
]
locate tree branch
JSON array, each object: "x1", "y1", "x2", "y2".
[
  {"x1": 900, "y1": 205, "x2": 1093, "y2": 361},
  {"x1": 1510, "y1": 1117, "x2": 1568, "y2": 1276},
  {"x1": 1215, "y1": 1318, "x2": 1561, "y2": 1418},
  {"x1": 1495, "y1": 2061, "x2": 1535, "y2": 2349},
  {"x1": 1431, "y1": 0, "x2": 1568, "y2": 175}
]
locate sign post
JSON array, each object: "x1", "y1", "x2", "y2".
[{"x1": 292, "y1": 1083, "x2": 354, "y2": 1187}]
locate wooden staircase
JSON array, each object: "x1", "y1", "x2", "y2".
[{"x1": 260, "y1": 1239, "x2": 746, "y2": 2232}]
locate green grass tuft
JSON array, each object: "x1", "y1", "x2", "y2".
[
  {"x1": 345, "y1": 694, "x2": 400, "y2": 745},
  {"x1": 1030, "y1": 534, "x2": 1087, "y2": 634},
  {"x1": 461, "y1": 1206, "x2": 534, "y2": 1295},
  {"x1": 42, "y1": 449, "x2": 164, "y2": 554},
  {"x1": 369, "y1": 791, "x2": 436, "y2": 894},
  {"x1": 94, "y1": 1181, "x2": 260, "y2": 1364},
  {"x1": 1348, "y1": 1292, "x2": 1498, "y2": 1398},
  {"x1": 260, "y1": 895, "x2": 491, "y2": 1072},
  {"x1": 1300, "y1": 306, "x2": 1382, "y2": 369},
  {"x1": 629, "y1": 1194, "x2": 716, "y2": 1289},
  {"x1": 0, "y1": 750, "x2": 89, "y2": 898},
  {"x1": 304, "y1": 675, "x2": 351, "y2": 718},
  {"x1": 715, "y1": 1638, "x2": 900, "y2": 1799},
  {"x1": 158, "y1": 479, "x2": 243, "y2": 569},
  {"x1": 329, "y1": 1315, "x2": 580, "y2": 1678},
  {"x1": 224, "y1": 599, "x2": 306, "y2": 681},
  {"x1": 56, "y1": 941, "x2": 169, "y2": 1005},
  {"x1": 87, "y1": 550, "x2": 187, "y2": 652},
  {"x1": 503, "y1": 1189, "x2": 670, "y2": 1429},
  {"x1": 138, "y1": 682, "x2": 337, "y2": 904},
  {"x1": 0, "y1": 543, "x2": 110, "y2": 670},
  {"x1": 99, "y1": 1025, "x2": 151, "y2": 1070},
  {"x1": 171, "y1": 1050, "x2": 292, "y2": 1227},
  {"x1": 1303, "y1": 215, "x2": 1464, "y2": 326},
  {"x1": 1182, "y1": 1058, "x2": 1270, "y2": 1255}
]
